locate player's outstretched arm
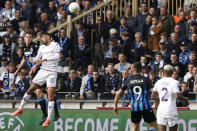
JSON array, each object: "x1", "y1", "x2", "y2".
[{"x1": 113, "y1": 89, "x2": 123, "y2": 115}]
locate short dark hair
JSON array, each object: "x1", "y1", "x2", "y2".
[{"x1": 133, "y1": 62, "x2": 142, "y2": 73}]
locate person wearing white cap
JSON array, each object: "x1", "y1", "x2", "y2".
[{"x1": 152, "y1": 65, "x2": 189, "y2": 131}]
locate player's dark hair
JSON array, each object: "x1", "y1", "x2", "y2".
[{"x1": 133, "y1": 62, "x2": 142, "y2": 73}]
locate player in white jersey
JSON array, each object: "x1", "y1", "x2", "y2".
[
  {"x1": 12, "y1": 33, "x2": 60, "y2": 127},
  {"x1": 152, "y1": 65, "x2": 188, "y2": 131}
]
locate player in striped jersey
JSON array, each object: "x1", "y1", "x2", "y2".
[{"x1": 114, "y1": 62, "x2": 157, "y2": 131}]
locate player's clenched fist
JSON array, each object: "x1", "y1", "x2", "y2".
[{"x1": 113, "y1": 106, "x2": 118, "y2": 115}]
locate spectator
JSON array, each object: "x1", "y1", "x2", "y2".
[
  {"x1": 148, "y1": 16, "x2": 164, "y2": 52},
  {"x1": 184, "y1": 63, "x2": 194, "y2": 82},
  {"x1": 16, "y1": 37, "x2": 24, "y2": 48},
  {"x1": 91, "y1": 16, "x2": 108, "y2": 67},
  {"x1": 177, "y1": 11, "x2": 188, "y2": 36},
  {"x1": 136, "y1": 2, "x2": 148, "y2": 32},
  {"x1": 154, "y1": 40, "x2": 171, "y2": 63},
  {"x1": 152, "y1": 52, "x2": 164, "y2": 75},
  {"x1": 12, "y1": 47, "x2": 23, "y2": 68},
  {"x1": 77, "y1": 67, "x2": 84, "y2": 79},
  {"x1": 39, "y1": 12, "x2": 51, "y2": 32},
  {"x1": 172, "y1": 70, "x2": 182, "y2": 82},
  {"x1": 103, "y1": 28, "x2": 119, "y2": 46},
  {"x1": 15, "y1": 72, "x2": 30, "y2": 99},
  {"x1": 123, "y1": 6, "x2": 137, "y2": 33},
  {"x1": 160, "y1": 32, "x2": 169, "y2": 44},
  {"x1": 80, "y1": 64, "x2": 95, "y2": 99},
  {"x1": 118, "y1": 16, "x2": 134, "y2": 39},
  {"x1": 135, "y1": 40, "x2": 153, "y2": 62},
  {"x1": 179, "y1": 41, "x2": 190, "y2": 66},
  {"x1": 177, "y1": 82, "x2": 190, "y2": 106},
  {"x1": 32, "y1": 23, "x2": 41, "y2": 37},
  {"x1": 149, "y1": 6, "x2": 157, "y2": 16},
  {"x1": 149, "y1": 70, "x2": 160, "y2": 87},
  {"x1": 46, "y1": 1, "x2": 57, "y2": 22},
  {"x1": 142, "y1": 14, "x2": 152, "y2": 41},
  {"x1": 141, "y1": 62, "x2": 149, "y2": 77},
  {"x1": 188, "y1": 33, "x2": 197, "y2": 53},
  {"x1": 18, "y1": 21, "x2": 29, "y2": 37},
  {"x1": 0, "y1": 0, "x2": 15, "y2": 29},
  {"x1": 174, "y1": 24, "x2": 186, "y2": 42},
  {"x1": 104, "y1": 10, "x2": 119, "y2": 37},
  {"x1": 58, "y1": 28, "x2": 73, "y2": 64},
  {"x1": 188, "y1": 65, "x2": 197, "y2": 92},
  {"x1": 56, "y1": 9, "x2": 67, "y2": 26},
  {"x1": 189, "y1": 51, "x2": 197, "y2": 65},
  {"x1": 169, "y1": 52, "x2": 184, "y2": 77},
  {"x1": 105, "y1": 63, "x2": 121, "y2": 94},
  {"x1": 64, "y1": 70, "x2": 82, "y2": 93},
  {"x1": 0, "y1": 57, "x2": 8, "y2": 76},
  {"x1": 71, "y1": 20, "x2": 90, "y2": 46},
  {"x1": 6, "y1": 23, "x2": 18, "y2": 43},
  {"x1": 0, "y1": 34, "x2": 16, "y2": 62},
  {"x1": 120, "y1": 69, "x2": 129, "y2": 107},
  {"x1": 58, "y1": 52, "x2": 68, "y2": 73},
  {"x1": 87, "y1": 70, "x2": 105, "y2": 97},
  {"x1": 132, "y1": 32, "x2": 142, "y2": 53},
  {"x1": 160, "y1": 6, "x2": 175, "y2": 37},
  {"x1": 11, "y1": 9, "x2": 24, "y2": 33},
  {"x1": 188, "y1": 9, "x2": 197, "y2": 39},
  {"x1": 21, "y1": 1, "x2": 32, "y2": 23},
  {"x1": 0, "y1": 63, "x2": 16, "y2": 99},
  {"x1": 114, "y1": 53, "x2": 131, "y2": 72},
  {"x1": 119, "y1": 31, "x2": 132, "y2": 62},
  {"x1": 167, "y1": 32, "x2": 181, "y2": 55},
  {"x1": 73, "y1": 35, "x2": 91, "y2": 69},
  {"x1": 103, "y1": 38, "x2": 120, "y2": 67}
]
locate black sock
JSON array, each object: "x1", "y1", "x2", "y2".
[
  {"x1": 54, "y1": 96, "x2": 59, "y2": 116},
  {"x1": 38, "y1": 97, "x2": 48, "y2": 118}
]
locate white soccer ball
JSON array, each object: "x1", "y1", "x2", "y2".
[{"x1": 69, "y1": 2, "x2": 80, "y2": 14}]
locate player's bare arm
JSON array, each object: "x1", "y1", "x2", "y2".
[
  {"x1": 113, "y1": 89, "x2": 123, "y2": 115},
  {"x1": 151, "y1": 91, "x2": 159, "y2": 109}
]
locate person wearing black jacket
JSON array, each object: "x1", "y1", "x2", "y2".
[
  {"x1": 64, "y1": 70, "x2": 82, "y2": 93},
  {"x1": 105, "y1": 63, "x2": 121, "y2": 94},
  {"x1": 120, "y1": 31, "x2": 132, "y2": 63},
  {"x1": 57, "y1": 28, "x2": 74, "y2": 63},
  {"x1": 73, "y1": 36, "x2": 91, "y2": 69},
  {"x1": 46, "y1": 1, "x2": 57, "y2": 22},
  {"x1": 87, "y1": 70, "x2": 105, "y2": 97}
]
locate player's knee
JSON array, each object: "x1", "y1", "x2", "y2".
[{"x1": 35, "y1": 89, "x2": 43, "y2": 98}]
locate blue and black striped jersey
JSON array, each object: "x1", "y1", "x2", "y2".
[{"x1": 121, "y1": 74, "x2": 152, "y2": 112}]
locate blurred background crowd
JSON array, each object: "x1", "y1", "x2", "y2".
[{"x1": 0, "y1": 0, "x2": 196, "y2": 107}]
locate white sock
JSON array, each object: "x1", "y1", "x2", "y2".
[
  {"x1": 19, "y1": 93, "x2": 31, "y2": 110},
  {"x1": 47, "y1": 101, "x2": 54, "y2": 120}
]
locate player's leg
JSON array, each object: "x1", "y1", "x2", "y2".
[
  {"x1": 142, "y1": 109, "x2": 157, "y2": 130},
  {"x1": 53, "y1": 95, "x2": 60, "y2": 121},
  {"x1": 157, "y1": 116, "x2": 168, "y2": 131},
  {"x1": 42, "y1": 87, "x2": 55, "y2": 127},
  {"x1": 12, "y1": 83, "x2": 40, "y2": 116},
  {"x1": 131, "y1": 111, "x2": 142, "y2": 131},
  {"x1": 169, "y1": 124, "x2": 178, "y2": 131},
  {"x1": 34, "y1": 88, "x2": 48, "y2": 125}
]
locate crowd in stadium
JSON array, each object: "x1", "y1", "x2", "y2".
[{"x1": 0, "y1": 0, "x2": 196, "y2": 106}]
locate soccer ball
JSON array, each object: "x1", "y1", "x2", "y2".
[{"x1": 69, "y1": 2, "x2": 80, "y2": 14}]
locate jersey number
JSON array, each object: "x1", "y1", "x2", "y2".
[
  {"x1": 161, "y1": 88, "x2": 168, "y2": 102},
  {"x1": 133, "y1": 86, "x2": 142, "y2": 100}
]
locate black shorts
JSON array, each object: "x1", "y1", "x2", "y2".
[{"x1": 131, "y1": 109, "x2": 156, "y2": 123}]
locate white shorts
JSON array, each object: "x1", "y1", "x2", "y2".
[
  {"x1": 157, "y1": 115, "x2": 178, "y2": 127},
  {"x1": 32, "y1": 69, "x2": 57, "y2": 87}
]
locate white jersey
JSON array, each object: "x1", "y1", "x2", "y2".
[
  {"x1": 153, "y1": 77, "x2": 180, "y2": 118},
  {"x1": 33, "y1": 41, "x2": 60, "y2": 72}
]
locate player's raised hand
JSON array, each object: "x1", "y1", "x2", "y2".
[{"x1": 113, "y1": 106, "x2": 118, "y2": 115}]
